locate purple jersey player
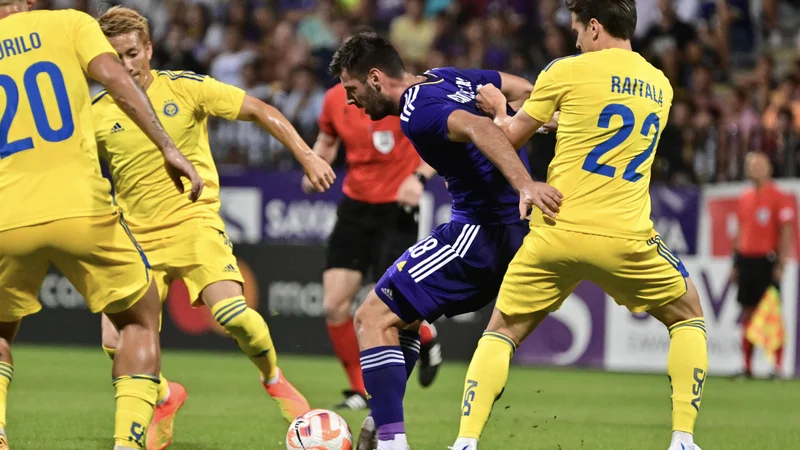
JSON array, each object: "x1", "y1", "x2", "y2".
[{"x1": 328, "y1": 33, "x2": 563, "y2": 450}]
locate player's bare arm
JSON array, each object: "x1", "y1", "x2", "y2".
[
  {"x1": 497, "y1": 72, "x2": 534, "y2": 110},
  {"x1": 302, "y1": 131, "x2": 340, "y2": 193},
  {"x1": 87, "y1": 53, "x2": 204, "y2": 201},
  {"x1": 396, "y1": 161, "x2": 436, "y2": 207},
  {"x1": 237, "y1": 94, "x2": 336, "y2": 192},
  {"x1": 476, "y1": 84, "x2": 557, "y2": 150},
  {"x1": 446, "y1": 110, "x2": 562, "y2": 219}
]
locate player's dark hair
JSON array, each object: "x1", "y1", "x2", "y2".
[
  {"x1": 565, "y1": 0, "x2": 637, "y2": 40},
  {"x1": 329, "y1": 32, "x2": 406, "y2": 81}
]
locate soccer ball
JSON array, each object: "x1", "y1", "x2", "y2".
[{"x1": 286, "y1": 409, "x2": 353, "y2": 450}]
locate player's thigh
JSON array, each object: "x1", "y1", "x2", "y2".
[
  {"x1": 648, "y1": 276, "x2": 704, "y2": 327},
  {"x1": 48, "y1": 214, "x2": 151, "y2": 314},
  {"x1": 496, "y1": 227, "x2": 580, "y2": 316},
  {"x1": 0, "y1": 226, "x2": 51, "y2": 322},
  {"x1": 590, "y1": 234, "x2": 689, "y2": 314},
  {"x1": 174, "y1": 226, "x2": 244, "y2": 306},
  {"x1": 325, "y1": 198, "x2": 375, "y2": 275}
]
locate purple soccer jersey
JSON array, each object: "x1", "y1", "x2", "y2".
[{"x1": 375, "y1": 67, "x2": 531, "y2": 323}]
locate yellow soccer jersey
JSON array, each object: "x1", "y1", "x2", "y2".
[
  {"x1": 0, "y1": 10, "x2": 117, "y2": 232},
  {"x1": 93, "y1": 70, "x2": 246, "y2": 240},
  {"x1": 524, "y1": 48, "x2": 673, "y2": 239}
]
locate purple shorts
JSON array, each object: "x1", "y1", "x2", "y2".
[{"x1": 374, "y1": 220, "x2": 528, "y2": 323}]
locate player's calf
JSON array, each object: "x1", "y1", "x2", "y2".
[
  {"x1": 105, "y1": 280, "x2": 162, "y2": 450},
  {"x1": 453, "y1": 309, "x2": 547, "y2": 448},
  {"x1": 353, "y1": 292, "x2": 412, "y2": 450},
  {"x1": 202, "y1": 280, "x2": 310, "y2": 422},
  {"x1": 648, "y1": 278, "x2": 707, "y2": 450},
  {"x1": 0, "y1": 321, "x2": 20, "y2": 445}
]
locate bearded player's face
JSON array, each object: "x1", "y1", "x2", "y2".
[{"x1": 340, "y1": 69, "x2": 394, "y2": 121}]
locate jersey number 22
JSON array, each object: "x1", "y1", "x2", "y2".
[
  {"x1": 581, "y1": 103, "x2": 660, "y2": 183},
  {"x1": 0, "y1": 61, "x2": 74, "y2": 159}
]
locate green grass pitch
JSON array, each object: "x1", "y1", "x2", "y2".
[{"x1": 6, "y1": 345, "x2": 800, "y2": 449}]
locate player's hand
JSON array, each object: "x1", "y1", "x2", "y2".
[
  {"x1": 519, "y1": 181, "x2": 562, "y2": 220},
  {"x1": 302, "y1": 154, "x2": 336, "y2": 193},
  {"x1": 163, "y1": 146, "x2": 204, "y2": 202},
  {"x1": 476, "y1": 84, "x2": 507, "y2": 118},
  {"x1": 542, "y1": 111, "x2": 560, "y2": 133},
  {"x1": 396, "y1": 174, "x2": 424, "y2": 208}
]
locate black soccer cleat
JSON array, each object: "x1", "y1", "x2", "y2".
[
  {"x1": 418, "y1": 333, "x2": 442, "y2": 388},
  {"x1": 334, "y1": 390, "x2": 368, "y2": 410}
]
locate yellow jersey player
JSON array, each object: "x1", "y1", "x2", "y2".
[
  {"x1": 452, "y1": 1, "x2": 707, "y2": 450},
  {"x1": 0, "y1": 2, "x2": 204, "y2": 450},
  {"x1": 92, "y1": 7, "x2": 336, "y2": 449}
]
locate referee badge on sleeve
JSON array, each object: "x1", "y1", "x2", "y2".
[{"x1": 372, "y1": 130, "x2": 395, "y2": 154}]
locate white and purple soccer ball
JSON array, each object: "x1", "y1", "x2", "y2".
[{"x1": 286, "y1": 409, "x2": 353, "y2": 450}]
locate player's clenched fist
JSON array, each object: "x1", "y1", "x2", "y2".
[
  {"x1": 301, "y1": 154, "x2": 336, "y2": 193},
  {"x1": 163, "y1": 146, "x2": 205, "y2": 202},
  {"x1": 518, "y1": 180, "x2": 562, "y2": 220},
  {"x1": 475, "y1": 83, "x2": 506, "y2": 118}
]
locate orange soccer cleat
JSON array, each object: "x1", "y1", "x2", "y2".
[
  {"x1": 263, "y1": 369, "x2": 311, "y2": 423},
  {"x1": 0, "y1": 433, "x2": 9, "y2": 450},
  {"x1": 146, "y1": 382, "x2": 188, "y2": 450}
]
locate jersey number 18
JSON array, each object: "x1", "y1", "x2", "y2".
[
  {"x1": 581, "y1": 103, "x2": 660, "y2": 183},
  {"x1": 0, "y1": 61, "x2": 74, "y2": 159}
]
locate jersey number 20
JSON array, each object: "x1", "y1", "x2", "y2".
[
  {"x1": 581, "y1": 103, "x2": 660, "y2": 183},
  {"x1": 0, "y1": 61, "x2": 74, "y2": 159}
]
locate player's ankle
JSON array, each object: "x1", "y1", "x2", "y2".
[{"x1": 262, "y1": 367, "x2": 281, "y2": 386}]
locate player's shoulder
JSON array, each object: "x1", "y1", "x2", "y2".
[
  {"x1": 542, "y1": 54, "x2": 584, "y2": 74},
  {"x1": 323, "y1": 83, "x2": 346, "y2": 105},
  {"x1": 155, "y1": 70, "x2": 209, "y2": 86}
]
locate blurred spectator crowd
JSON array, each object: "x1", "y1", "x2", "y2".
[{"x1": 40, "y1": 0, "x2": 800, "y2": 184}]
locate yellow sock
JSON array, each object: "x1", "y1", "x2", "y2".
[
  {"x1": 0, "y1": 362, "x2": 13, "y2": 430},
  {"x1": 668, "y1": 318, "x2": 708, "y2": 434},
  {"x1": 211, "y1": 296, "x2": 278, "y2": 380},
  {"x1": 113, "y1": 375, "x2": 159, "y2": 449},
  {"x1": 458, "y1": 331, "x2": 516, "y2": 440},
  {"x1": 104, "y1": 346, "x2": 170, "y2": 406}
]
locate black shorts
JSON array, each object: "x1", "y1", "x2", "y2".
[
  {"x1": 736, "y1": 255, "x2": 776, "y2": 307},
  {"x1": 326, "y1": 196, "x2": 419, "y2": 281}
]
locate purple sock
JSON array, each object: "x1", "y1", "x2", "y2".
[
  {"x1": 398, "y1": 329, "x2": 420, "y2": 379},
  {"x1": 360, "y1": 346, "x2": 407, "y2": 440}
]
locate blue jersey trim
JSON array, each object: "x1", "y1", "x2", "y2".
[
  {"x1": 543, "y1": 54, "x2": 580, "y2": 72},
  {"x1": 157, "y1": 70, "x2": 206, "y2": 82},
  {"x1": 91, "y1": 90, "x2": 109, "y2": 105}
]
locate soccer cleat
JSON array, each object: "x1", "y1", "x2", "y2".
[
  {"x1": 667, "y1": 444, "x2": 701, "y2": 450},
  {"x1": 418, "y1": 323, "x2": 442, "y2": 388},
  {"x1": 450, "y1": 437, "x2": 478, "y2": 450},
  {"x1": 263, "y1": 368, "x2": 311, "y2": 423},
  {"x1": 0, "y1": 434, "x2": 8, "y2": 450},
  {"x1": 146, "y1": 381, "x2": 188, "y2": 450},
  {"x1": 334, "y1": 390, "x2": 368, "y2": 410},
  {"x1": 356, "y1": 415, "x2": 377, "y2": 450}
]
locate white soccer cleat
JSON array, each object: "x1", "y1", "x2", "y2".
[
  {"x1": 450, "y1": 437, "x2": 478, "y2": 450},
  {"x1": 667, "y1": 443, "x2": 701, "y2": 450}
]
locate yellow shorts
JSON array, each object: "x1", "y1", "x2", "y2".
[
  {"x1": 0, "y1": 213, "x2": 151, "y2": 321},
  {"x1": 497, "y1": 226, "x2": 688, "y2": 315},
  {"x1": 139, "y1": 224, "x2": 243, "y2": 306}
]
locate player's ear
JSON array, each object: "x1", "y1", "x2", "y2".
[
  {"x1": 589, "y1": 18, "x2": 600, "y2": 40},
  {"x1": 368, "y1": 68, "x2": 381, "y2": 91},
  {"x1": 145, "y1": 40, "x2": 153, "y2": 61}
]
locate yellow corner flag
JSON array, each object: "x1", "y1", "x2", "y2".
[{"x1": 745, "y1": 286, "x2": 785, "y2": 365}]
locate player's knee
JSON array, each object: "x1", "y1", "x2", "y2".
[
  {"x1": 650, "y1": 278, "x2": 704, "y2": 327},
  {"x1": 101, "y1": 314, "x2": 120, "y2": 350},
  {"x1": 353, "y1": 293, "x2": 384, "y2": 337}
]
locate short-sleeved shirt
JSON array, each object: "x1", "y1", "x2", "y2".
[
  {"x1": 0, "y1": 9, "x2": 117, "y2": 232},
  {"x1": 737, "y1": 182, "x2": 795, "y2": 257},
  {"x1": 523, "y1": 49, "x2": 673, "y2": 239},
  {"x1": 399, "y1": 67, "x2": 529, "y2": 225},
  {"x1": 318, "y1": 83, "x2": 419, "y2": 204},
  {"x1": 93, "y1": 70, "x2": 246, "y2": 240}
]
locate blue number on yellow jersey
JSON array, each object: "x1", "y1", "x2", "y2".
[
  {"x1": 0, "y1": 9, "x2": 117, "y2": 232},
  {"x1": 523, "y1": 48, "x2": 673, "y2": 239}
]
